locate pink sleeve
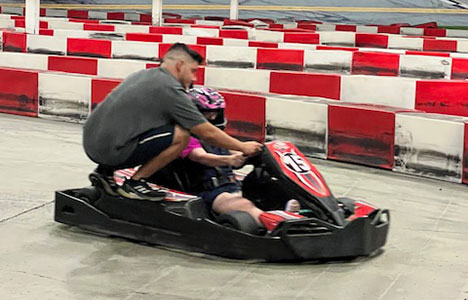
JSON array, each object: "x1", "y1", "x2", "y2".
[{"x1": 180, "y1": 137, "x2": 203, "y2": 158}]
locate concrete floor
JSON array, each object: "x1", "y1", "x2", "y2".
[{"x1": 1, "y1": 113, "x2": 467, "y2": 300}]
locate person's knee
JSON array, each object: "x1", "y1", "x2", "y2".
[{"x1": 173, "y1": 125, "x2": 190, "y2": 148}]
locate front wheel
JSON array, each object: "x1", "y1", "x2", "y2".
[{"x1": 217, "y1": 211, "x2": 260, "y2": 235}]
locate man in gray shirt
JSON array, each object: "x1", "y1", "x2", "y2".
[{"x1": 83, "y1": 43, "x2": 262, "y2": 200}]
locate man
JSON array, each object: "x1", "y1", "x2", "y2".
[
  {"x1": 181, "y1": 87, "x2": 302, "y2": 231},
  {"x1": 83, "y1": 43, "x2": 262, "y2": 200}
]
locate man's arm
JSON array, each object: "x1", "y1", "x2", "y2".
[
  {"x1": 190, "y1": 122, "x2": 261, "y2": 156},
  {"x1": 187, "y1": 147, "x2": 246, "y2": 168}
]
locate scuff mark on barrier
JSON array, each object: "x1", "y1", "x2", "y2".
[
  {"x1": 206, "y1": 60, "x2": 255, "y2": 69},
  {"x1": 112, "y1": 54, "x2": 157, "y2": 61},
  {"x1": 39, "y1": 97, "x2": 89, "y2": 122},
  {"x1": 89, "y1": 33, "x2": 125, "y2": 40},
  {"x1": 305, "y1": 63, "x2": 351, "y2": 73},
  {"x1": 352, "y1": 66, "x2": 399, "y2": 76},
  {"x1": 257, "y1": 62, "x2": 303, "y2": 71},
  {"x1": 27, "y1": 48, "x2": 65, "y2": 56},
  {"x1": 400, "y1": 69, "x2": 447, "y2": 79},
  {"x1": 67, "y1": 52, "x2": 107, "y2": 58}
]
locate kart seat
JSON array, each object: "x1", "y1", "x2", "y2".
[{"x1": 148, "y1": 158, "x2": 194, "y2": 193}]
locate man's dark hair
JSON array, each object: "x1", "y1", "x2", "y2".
[{"x1": 165, "y1": 43, "x2": 204, "y2": 64}]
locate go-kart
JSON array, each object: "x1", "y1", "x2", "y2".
[{"x1": 54, "y1": 141, "x2": 389, "y2": 261}]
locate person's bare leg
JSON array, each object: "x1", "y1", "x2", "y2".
[
  {"x1": 212, "y1": 192, "x2": 264, "y2": 224},
  {"x1": 132, "y1": 125, "x2": 190, "y2": 180}
]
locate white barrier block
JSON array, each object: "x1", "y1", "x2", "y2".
[
  {"x1": 266, "y1": 96, "x2": 329, "y2": 158},
  {"x1": 304, "y1": 49, "x2": 352, "y2": 74},
  {"x1": 357, "y1": 26, "x2": 378, "y2": 33},
  {"x1": 114, "y1": 24, "x2": 149, "y2": 34},
  {"x1": 27, "y1": 35, "x2": 67, "y2": 55},
  {"x1": 205, "y1": 67, "x2": 270, "y2": 93},
  {"x1": 97, "y1": 59, "x2": 146, "y2": 79},
  {"x1": 283, "y1": 23, "x2": 297, "y2": 29},
  {"x1": 394, "y1": 112, "x2": 466, "y2": 183},
  {"x1": 206, "y1": 45, "x2": 256, "y2": 68},
  {"x1": 457, "y1": 40, "x2": 468, "y2": 53},
  {"x1": 0, "y1": 52, "x2": 48, "y2": 70},
  {"x1": 44, "y1": 9, "x2": 68, "y2": 17},
  {"x1": 278, "y1": 43, "x2": 317, "y2": 50},
  {"x1": 400, "y1": 55, "x2": 452, "y2": 79},
  {"x1": 316, "y1": 24, "x2": 336, "y2": 32},
  {"x1": 400, "y1": 27, "x2": 424, "y2": 36},
  {"x1": 53, "y1": 29, "x2": 92, "y2": 38},
  {"x1": 223, "y1": 38, "x2": 249, "y2": 47},
  {"x1": 341, "y1": 75, "x2": 417, "y2": 109},
  {"x1": 249, "y1": 29, "x2": 284, "y2": 43},
  {"x1": 183, "y1": 27, "x2": 219, "y2": 37},
  {"x1": 48, "y1": 21, "x2": 84, "y2": 30},
  {"x1": 124, "y1": 13, "x2": 141, "y2": 22},
  {"x1": 319, "y1": 31, "x2": 355, "y2": 46},
  {"x1": 162, "y1": 34, "x2": 197, "y2": 44},
  {"x1": 0, "y1": 19, "x2": 15, "y2": 29},
  {"x1": 388, "y1": 35, "x2": 423, "y2": 50},
  {"x1": 87, "y1": 11, "x2": 107, "y2": 20},
  {"x1": 359, "y1": 48, "x2": 405, "y2": 54},
  {"x1": 38, "y1": 73, "x2": 91, "y2": 121},
  {"x1": 2, "y1": 7, "x2": 23, "y2": 15},
  {"x1": 194, "y1": 20, "x2": 223, "y2": 26},
  {"x1": 450, "y1": 52, "x2": 468, "y2": 59},
  {"x1": 446, "y1": 29, "x2": 468, "y2": 39},
  {"x1": 112, "y1": 40, "x2": 158, "y2": 61}
]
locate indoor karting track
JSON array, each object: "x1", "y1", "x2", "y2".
[{"x1": 1, "y1": 113, "x2": 467, "y2": 300}]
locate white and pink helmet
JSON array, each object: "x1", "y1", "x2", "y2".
[{"x1": 189, "y1": 87, "x2": 227, "y2": 128}]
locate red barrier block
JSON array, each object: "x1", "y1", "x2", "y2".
[
  {"x1": 297, "y1": 24, "x2": 317, "y2": 30},
  {"x1": 316, "y1": 45, "x2": 359, "y2": 52},
  {"x1": 424, "y1": 28, "x2": 447, "y2": 37},
  {"x1": 191, "y1": 25, "x2": 220, "y2": 29},
  {"x1": 165, "y1": 18, "x2": 196, "y2": 24},
  {"x1": 377, "y1": 26, "x2": 401, "y2": 34},
  {"x1": 0, "y1": 68, "x2": 38, "y2": 117},
  {"x1": 219, "y1": 30, "x2": 248, "y2": 39},
  {"x1": 451, "y1": 58, "x2": 468, "y2": 80},
  {"x1": 257, "y1": 48, "x2": 304, "y2": 71},
  {"x1": 83, "y1": 24, "x2": 115, "y2": 31},
  {"x1": 40, "y1": 8, "x2": 45, "y2": 16},
  {"x1": 149, "y1": 26, "x2": 183, "y2": 35},
  {"x1": 220, "y1": 91, "x2": 266, "y2": 142},
  {"x1": 223, "y1": 20, "x2": 254, "y2": 28},
  {"x1": 423, "y1": 39, "x2": 457, "y2": 52},
  {"x1": 405, "y1": 50, "x2": 450, "y2": 57},
  {"x1": 270, "y1": 72, "x2": 341, "y2": 100},
  {"x1": 146, "y1": 63, "x2": 160, "y2": 69},
  {"x1": 269, "y1": 24, "x2": 284, "y2": 29},
  {"x1": 0, "y1": 7, "x2": 2, "y2": 13},
  {"x1": 14, "y1": 20, "x2": 47, "y2": 29},
  {"x1": 48, "y1": 56, "x2": 98, "y2": 76},
  {"x1": 67, "y1": 10, "x2": 88, "y2": 19},
  {"x1": 39, "y1": 29, "x2": 54, "y2": 36},
  {"x1": 195, "y1": 66, "x2": 205, "y2": 85},
  {"x1": 69, "y1": 18, "x2": 99, "y2": 24},
  {"x1": 67, "y1": 38, "x2": 112, "y2": 58},
  {"x1": 107, "y1": 12, "x2": 125, "y2": 20},
  {"x1": 91, "y1": 78, "x2": 122, "y2": 109},
  {"x1": 283, "y1": 33, "x2": 319, "y2": 44},
  {"x1": 140, "y1": 14, "x2": 152, "y2": 23},
  {"x1": 415, "y1": 80, "x2": 468, "y2": 117},
  {"x1": 248, "y1": 41, "x2": 278, "y2": 48},
  {"x1": 464, "y1": 122, "x2": 468, "y2": 184},
  {"x1": 2, "y1": 32, "x2": 26, "y2": 52},
  {"x1": 355, "y1": 33, "x2": 389, "y2": 48},
  {"x1": 328, "y1": 104, "x2": 401, "y2": 169},
  {"x1": 352, "y1": 51, "x2": 400, "y2": 76},
  {"x1": 336, "y1": 25, "x2": 357, "y2": 32},
  {"x1": 159, "y1": 44, "x2": 206, "y2": 63},
  {"x1": 126, "y1": 33, "x2": 163, "y2": 43},
  {"x1": 197, "y1": 37, "x2": 223, "y2": 46}
]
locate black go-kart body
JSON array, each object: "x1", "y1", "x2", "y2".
[{"x1": 55, "y1": 141, "x2": 389, "y2": 262}]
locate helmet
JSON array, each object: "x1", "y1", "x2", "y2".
[{"x1": 189, "y1": 87, "x2": 227, "y2": 129}]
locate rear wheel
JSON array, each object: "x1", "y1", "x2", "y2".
[
  {"x1": 217, "y1": 211, "x2": 260, "y2": 235},
  {"x1": 74, "y1": 186, "x2": 101, "y2": 203}
]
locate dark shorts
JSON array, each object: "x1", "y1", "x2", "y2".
[
  {"x1": 116, "y1": 124, "x2": 175, "y2": 169},
  {"x1": 198, "y1": 183, "x2": 241, "y2": 208}
]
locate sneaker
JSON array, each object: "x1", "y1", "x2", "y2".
[
  {"x1": 117, "y1": 178, "x2": 166, "y2": 201},
  {"x1": 90, "y1": 166, "x2": 119, "y2": 197},
  {"x1": 259, "y1": 210, "x2": 304, "y2": 232}
]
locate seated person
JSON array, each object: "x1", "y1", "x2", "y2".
[{"x1": 182, "y1": 87, "x2": 302, "y2": 231}]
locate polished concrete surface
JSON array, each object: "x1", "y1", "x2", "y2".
[{"x1": 1, "y1": 113, "x2": 467, "y2": 300}]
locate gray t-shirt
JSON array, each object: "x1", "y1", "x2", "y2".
[{"x1": 83, "y1": 67, "x2": 207, "y2": 166}]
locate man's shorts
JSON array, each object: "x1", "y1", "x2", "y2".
[
  {"x1": 116, "y1": 124, "x2": 175, "y2": 169},
  {"x1": 198, "y1": 183, "x2": 241, "y2": 208}
]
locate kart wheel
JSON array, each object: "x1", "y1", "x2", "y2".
[
  {"x1": 74, "y1": 186, "x2": 101, "y2": 203},
  {"x1": 217, "y1": 211, "x2": 260, "y2": 235}
]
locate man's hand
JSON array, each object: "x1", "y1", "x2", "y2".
[
  {"x1": 241, "y1": 141, "x2": 262, "y2": 156},
  {"x1": 228, "y1": 152, "x2": 247, "y2": 168}
]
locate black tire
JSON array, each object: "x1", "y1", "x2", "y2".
[
  {"x1": 74, "y1": 186, "x2": 101, "y2": 203},
  {"x1": 217, "y1": 211, "x2": 260, "y2": 235}
]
